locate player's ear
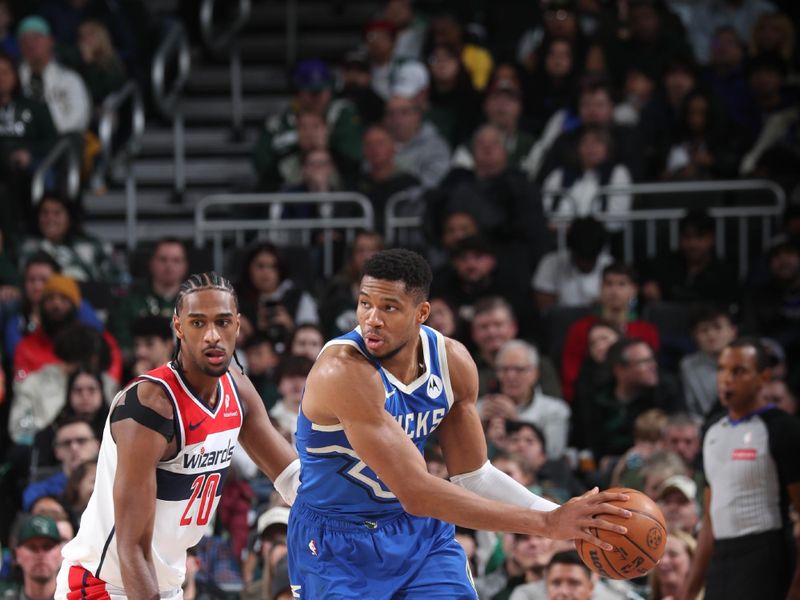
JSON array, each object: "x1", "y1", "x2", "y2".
[
  {"x1": 173, "y1": 312, "x2": 184, "y2": 340},
  {"x1": 417, "y1": 301, "x2": 431, "y2": 325}
]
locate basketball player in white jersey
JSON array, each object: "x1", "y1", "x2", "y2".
[{"x1": 55, "y1": 273, "x2": 301, "y2": 600}]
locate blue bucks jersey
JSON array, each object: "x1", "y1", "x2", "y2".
[{"x1": 295, "y1": 325, "x2": 454, "y2": 519}]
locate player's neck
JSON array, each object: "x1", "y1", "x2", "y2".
[
  {"x1": 381, "y1": 337, "x2": 425, "y2": 384},
  {"x1": 177, "y1": 357, "x2": 221, "y2": 405},
  {"x1": 728, "y1": 397, "x2": 764, "y2": 422}
]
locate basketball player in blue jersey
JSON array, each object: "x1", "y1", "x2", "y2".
[
  {"x1": 289, "y1": 249, "x2": 631, "y2": 598},
  {"x1": 55, "y1": 273, "x2": 302, "y2": 600}
]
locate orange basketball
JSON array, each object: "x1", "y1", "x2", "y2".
[{"x1": 576, "y1": 487, "x2": 667, "y2": 580}]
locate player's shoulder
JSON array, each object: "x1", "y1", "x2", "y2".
[
  {"x1": 441, "y1": 335, "x2": 479, "y2": 401},
  {"x1": 129, "y1": 379, "x2": 174, "y2": 420},
  {"x1": 313, "y1": 343, "x2": 378, "y2": 383}
]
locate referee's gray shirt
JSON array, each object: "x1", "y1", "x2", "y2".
[{"x1": 703, "y1": 406, "x2": 800, "y2": 540}]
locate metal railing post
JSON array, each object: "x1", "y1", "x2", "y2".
[
  {"x1": 98, "y1": 81, "x2": 145, "y2": 250},
  {"x1": 194, "y1": 193, "x2": 375, "y2": 276},
  {"x1": 200, "y1": 0, "x2": 251, "y2": 139},
  {"x1": 31, "y1": 138, "x2": 80, "y2": 204},
  {"x1": 152, "y1": 20, "x2": 191, "y2": 203}
]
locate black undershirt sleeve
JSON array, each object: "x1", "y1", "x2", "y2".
[{"x1": 110, "y1": 385, "x2": 176, "y2": 442}]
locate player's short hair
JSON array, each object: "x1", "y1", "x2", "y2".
[
  {"x1": 547, "y1": 550, "x2": 591, "y2": 578},
  {"x1": 362, "y1": 249, "x2": 432, "y2": 302},
  {"x1": 727, "y1": 337, "x2": 772, "y2": 372},
  {"x1": 174, "y1": 272, "x2": 238, "y2": 315}
]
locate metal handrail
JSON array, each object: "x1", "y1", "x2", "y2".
[
  {"x1": 151, "y1": 20, "x2": 191, "y2": 201},
  {"x1": 195, "y1": 193, "x2": 375, "y2": 276},
  {"x1": 151, "y1": 21, "x2": 191, "y2": 118},
  {"x1": 199, "y1": 0, "x2": 250, "y2": 137},
  {"x1": 31, "y1": 138, "x2": 80, "y2": 204},
  {"x1": 98, "y1": 81, "x2": 146, "y2": 250},
  {"x1": 384, "y1": 186, "x2": 425, "y2": 244},
  {"x1": 98, "y1": 81, "x2": 145, "y2": 168},
  {"x1": 200, "y1": 0, "x2": 251, "y2": 54}
]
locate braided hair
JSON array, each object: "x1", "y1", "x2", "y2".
[{"x1": 172, "y1": 272, "x2": 245, "y2": 373}]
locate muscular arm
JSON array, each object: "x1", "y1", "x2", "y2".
[
  {"x1": 303, "y1": 347, "x2": 629, "y2": 547},
  {"x1": 233, "y1": 369, "x2": 297, "y2": 482},
  {"x1": 112, "y1": 382, "x2": 172, "y2": 600},
  {"x1": 682, "y1": 486, "x2": 714, "y2": 600}
]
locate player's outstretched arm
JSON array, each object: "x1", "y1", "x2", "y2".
[
  {"x1": 112, "y1": 382, "x2": 172, "y2": 600},
  {"x1": 233, "y1": 369, "x2": 299, "y2": 502},
  {"x1": 304, "y1": 351, "x2": 629, "y2": 549}
]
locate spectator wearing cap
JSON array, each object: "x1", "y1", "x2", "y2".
[
  {"x1": 17, "y1": 16, "x2": 90, "y2": 138},
  {"x1": 0, "y1": 50, "x2": 58, "y2": 231},
  {"x1": 6, "y1": 515, "x2": 63, "y2": 600},
  {"x1": 742, "y1": 235, "x2": 800, "y2": 388},
  {"x1": 532, "y1": 216, "x2": 612, "y2": 311},
  {"x1": 481, "y1": 339, "x2": 570, "y2": 459},
  {"x1": 384, "y1": 93, "x2": 450, "y2": 189},
  {"x1": 338, "y1": 48, "x2": 384, "y2": 125},
  {"x1": 241, "y1": 506, "x2": 289, "y2": 600},
  {"x1": 12, "y1": 273, "x2": 122, "y2": 384},
  {"x1": 657, "y1": 474, "x2": 701, "y2": 534},
  {"x1": 430, "y1": 236, "x2": 537, "y2": 343},
  {"x1": 680, "y1": 306, "x2": 738, "y2": 420},
  {"x1": 17, "y1": 195, "x2": 119, "y2": 284},
  {"x1": 451, "y1": 65, "x2": 537, "y2": 174},
  {"x1": 425, "y1": 125, "x2": 550, "y2": 285},
  {"x1": 364, "y1": 18, "x2": 429, "y2": 101},
  {"x1": 22, "y1": 415, "x2": 99, "y2": 510},
  {"x1": 253, "y1": 58, "x2": 362, "y2": 191},
  {"x1": 639, "y1": 209, "x2": 740, "y2": 308},
  {"x1": 424, "y1": 42, "x2": 482, "y2": 148},
  {"x1": 107, "y1": 238, "x2": 187, "y2": 357}
]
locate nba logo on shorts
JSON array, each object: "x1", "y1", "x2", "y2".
[
  {"x1": 427, "y1": 374, "x2": 443, "y2": 399},
  {"x1": 308, "y1": 539, "x2": 318, "y2": 556}
]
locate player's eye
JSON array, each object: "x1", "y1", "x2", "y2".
[
  {"x1": 217, "y1": 319, "x2": 231, "y2": 327},
  {"x1": 192, "y1": 320, "x2": 204, "y2": 327}
]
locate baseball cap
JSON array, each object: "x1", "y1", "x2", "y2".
[
  {"x1": 18, "y1": 15, "x2": 51, "y2": 37},
  {"x1": 293, "y1": 59, "x2": 333, "y2": 92},
  {"x1": 657, "y1": 475, "x2": 697, "y2": 502},
  {"x1": 17, "y1": 515, "x2": 61, "y2": 546},
  {"x1": 257, "y1": 506, "x2": 290, "y2": 537},
  {"x1": 391, "y1": 61, "x2": 429, "y2": 98}
]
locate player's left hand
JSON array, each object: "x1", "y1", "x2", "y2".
[{"x1": 543, "y1": 487, "x2": 631, "y2": 551}]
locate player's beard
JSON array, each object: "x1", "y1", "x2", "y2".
[
  {"x1": 364, "y1": 338, "x2": 408, "y2": 362},
  {"x1": 185, "y1": 348, "x2": 231, "y2": 378}
]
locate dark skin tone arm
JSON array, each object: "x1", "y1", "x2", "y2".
[
  {"x1": 231, "y1": 367, "x2": 297, "y2": 481},
  {"x1": 303, "y1": 343, "x2": 630, "y2": 547},
  {"x1": 112, "y1": 382, "x2": 174, "y2": 600}
]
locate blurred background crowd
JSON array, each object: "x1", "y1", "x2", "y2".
[{"x1": 0, "y1": 0, "x2": 799, "y2": 599}]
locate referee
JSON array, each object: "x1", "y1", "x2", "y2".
[{"x1": 682, "y1": 338, "x2": 800, "y2": 600}]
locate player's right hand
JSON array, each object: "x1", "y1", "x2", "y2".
[{"x1": 543, "y1": 487, "x2": 631, "y2": 551}]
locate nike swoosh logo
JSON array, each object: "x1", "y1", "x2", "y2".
[
  {"x1": 385, "y1": 389, "x2": 396, "y2": 399},
  {"x1": 188, "y1": 417, "x2": 207, "y2": 431}
]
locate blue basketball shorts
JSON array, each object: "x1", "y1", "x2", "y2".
[{"x1": 287, "y1": 499, "x2": 478, "y2": 599}]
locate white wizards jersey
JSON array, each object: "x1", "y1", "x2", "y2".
[{"x1": 60, "y1": 362, "x2": 244, "y2": 592}]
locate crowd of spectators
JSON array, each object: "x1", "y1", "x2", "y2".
[{"x1": 1, "y1": 0, "x2": 800, "y2": 599}]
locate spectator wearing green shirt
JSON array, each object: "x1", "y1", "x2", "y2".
[{"x1": 252, "y1": 58, "x2": 362, "y2": 191}]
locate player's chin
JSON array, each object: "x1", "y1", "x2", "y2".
[{"x1": 200, "y1": 361, "x2": 231, "y2": 377}]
